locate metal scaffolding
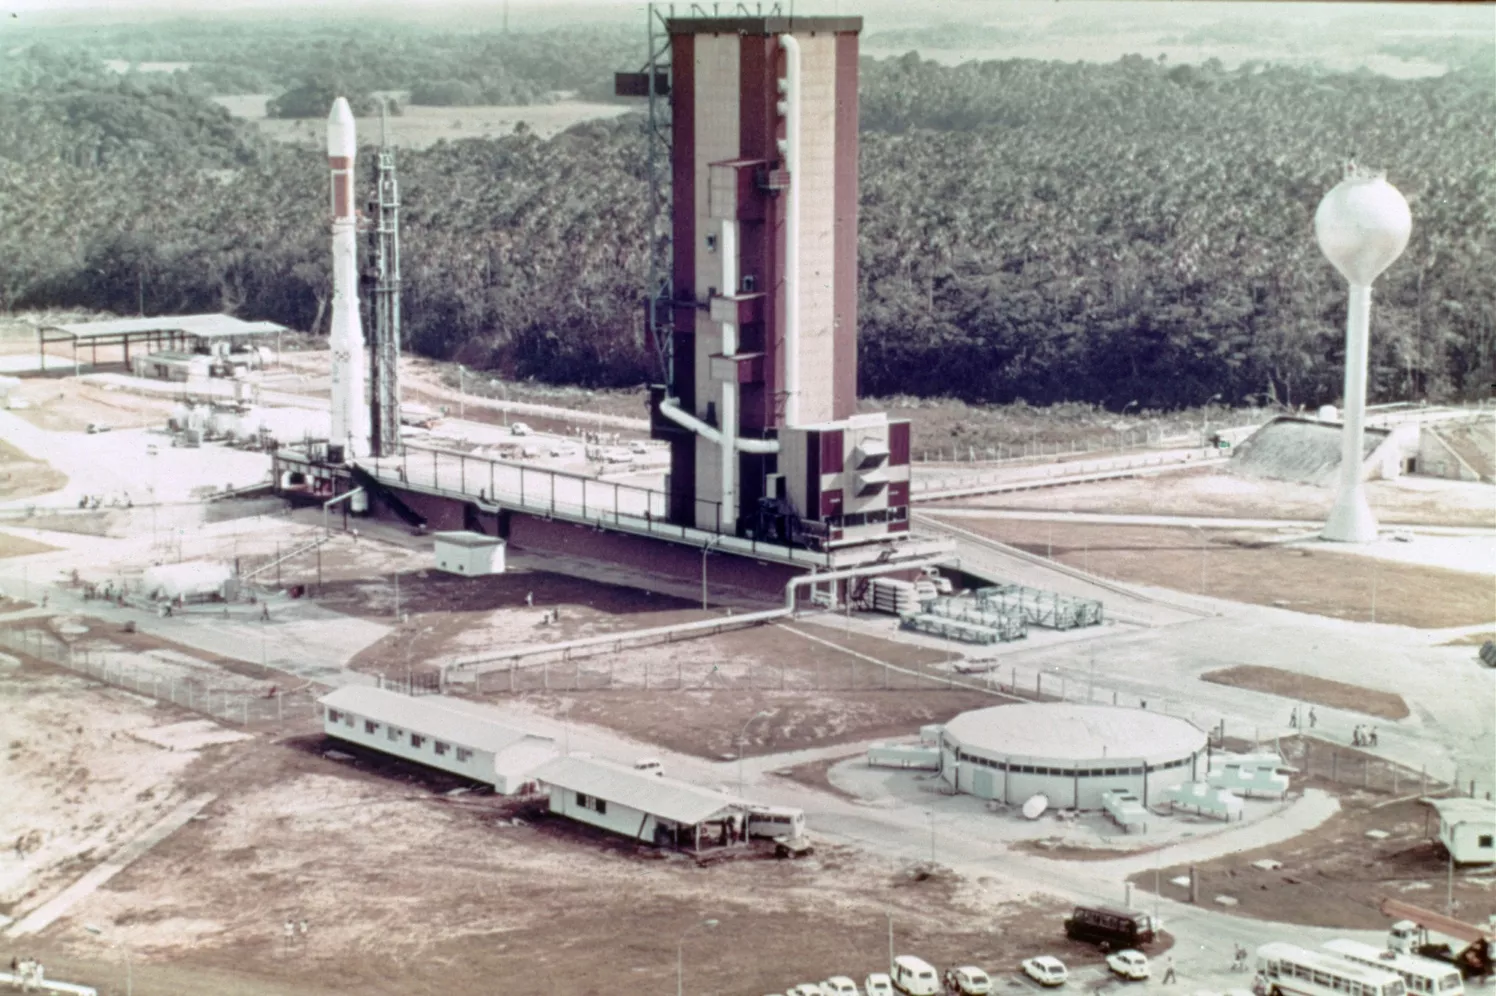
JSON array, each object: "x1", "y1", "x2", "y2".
[
  {"x1": 974, "y1": 585, "x2": 1104, "y2": 630},
  {"x1": 367, "y1": 104, "x2": 402, "y2": 458},
  {"x1": 923, "y1": 596, "x2": 1028, "y2": 641}
]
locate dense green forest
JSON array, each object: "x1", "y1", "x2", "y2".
[{"x1": 0, "y1": 35, "x2": 1491, "y2": 409}]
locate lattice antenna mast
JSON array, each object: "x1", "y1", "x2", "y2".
[
  {"x1": 643, "y1": 2, "x2": 674, "y2": 386},
  {"x1": 368, "y1": 101, "x2": 403, "y2": 457}
]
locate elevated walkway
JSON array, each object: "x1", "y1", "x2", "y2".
[{"x1": 279, "y1": 443, "x2": 953, "y2": 573}]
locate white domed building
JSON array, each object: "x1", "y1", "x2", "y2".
[{"x1": 938, "y1": 704, "x2": 1208, "y2": 810}]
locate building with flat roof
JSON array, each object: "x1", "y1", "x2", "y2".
[
  {"x1": 319, "y1": 685, "x2": 555, "y2": 795},
  {"x1": 939, "y1": 703, "x2": 1207, "y2": 810},
  {"x1": 1424, "y1": 797, "x2": 1496, "y2": 864},
  {"x1": 532, "y1": 755, "x2": 746, "y2": 851}
]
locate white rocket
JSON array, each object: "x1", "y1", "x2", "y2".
[{"x1": 327, "y1": 97, "x2": 369, "y2": 459}]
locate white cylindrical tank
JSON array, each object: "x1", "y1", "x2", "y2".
[
  {"x1": 1315, "y1": 169, "x2": 1411, "y2": 544},
  {"x1": 350, "y1": 489, "x2": 369, "y2": 514},
  {"x1": 1316, "y1": 404, "x2": 1338, "y2": 422}
]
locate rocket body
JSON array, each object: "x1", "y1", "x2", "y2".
[{"x1": 327, "y1": 97, "x2": 369, "y2": 459}]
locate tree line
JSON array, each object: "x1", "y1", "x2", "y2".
[{"x1": 0, "y1": 43, "x2": 1490, "y2": 408}]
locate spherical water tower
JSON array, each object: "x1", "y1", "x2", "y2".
[{"x1": 1314, "y1": 166, "x2": 1411, "y2": 543}]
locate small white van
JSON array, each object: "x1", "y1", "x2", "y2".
[{"x1": 891, "y1": 955, "x2": 940, "y2": 996}]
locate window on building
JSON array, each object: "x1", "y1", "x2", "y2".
[
  {"x1": 365, "y1": 720, "x2": 379, "y2": 735},
  {"x1": 328, "y1": 709, "x2": 341, "y2": 723},
  {"x1": 343, "y1": 713, "x2": 354, "y2": 727},
  {"x1": 411, "y1": 734, "x2": 426, "y2": 749},
  {"x1": 595, "y1": 799, "x2": 607, "y2": 815},
  {"x1": 577, "y1": 792, "x2": 590, "y2": 807},
  {"x1": 456, "y1": 748, "x2": 472, "y2": 763},
  {"x1": 434, "y1": 741, "x2": 449, "y2": 756},
  {"x1": 1480, "y1": 834, "x2": 1494, "y2": 848}
]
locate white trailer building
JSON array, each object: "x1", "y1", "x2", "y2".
[
  {"x1": 433, "y1": 531, "x2": 506, "y2": 576},
  {"x1": 1424, "y1": 797, "x2": 1496, "y2": 864},
  {"x1": 532, "y1": 755, "x2": 746, "y2": 852},
  {"x1": 319, "y1": 686, "x2": 555, "y2": 795}
]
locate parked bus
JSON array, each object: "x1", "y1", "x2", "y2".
[
  {"x1": 1255, "y1": 943, "x2": 1408, "y2": 996},
  {"x1": 1324, "y1": 939, "x2": 1465, "y2": 996},
  {"x1": 745, "y1": 805, "x2": 805, "y2": 840},
  {"x1": 1063, "y1": 905, "x2": 1158, "y2": 949}
]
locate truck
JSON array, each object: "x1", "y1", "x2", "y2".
[{"x1": 1380, "y1": 899, "x2": 1494, "y2": 980}]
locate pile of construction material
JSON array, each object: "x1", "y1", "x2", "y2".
[
  {"x1": 974, "y1": 585, "x2": 1102, "y2": 630},
  {"x1": 869, "y1": 577, "x2": 930, "y2": 615}
]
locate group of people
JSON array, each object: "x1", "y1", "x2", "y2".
[
  {"x1": 1353, "y1": 725, "x2": 1379, "y2": 747},
  {"x1": 1231, "y1": 945, "x2": 1251, "y2": 971},
  {"x1": 1288, "y1": 706, "x2": 1318, "y2": 729},
  {"x1": 6, "y1": 956, "x2": 45, "y2": 991}
]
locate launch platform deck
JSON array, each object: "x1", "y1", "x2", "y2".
[{"x1": 275, "y1": 443, "x2": 953, "y2": 573}]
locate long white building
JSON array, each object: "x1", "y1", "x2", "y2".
[
  {"x1": 319, "y1": 685, "x2": 556, "y2": 795},
  {"x1": 532, "y1": 755, "x2": 746, "y2": 851}
]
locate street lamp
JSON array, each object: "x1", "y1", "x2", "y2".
[
  {"x1": 457, "y1": 364, "x2": 465, "y2": 420},
  {"x1": 926, "y1": 810, "x2": 937, "y2": 864},
  {"x1": 676, "y1": 918, "x2": 719, "y2": 996},
  {"x1": 885, "y1": 911, "x2": 895, "y2": 969},
  {"x1": 84, "y1": 923, "x2": 131, "y2": 996},
  {"x1": 736, "y1": 710, "x2": 774, "y2": 797}
]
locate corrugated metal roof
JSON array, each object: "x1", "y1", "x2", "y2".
[
  {"x1": 43, "y1": 314, "x2": 287, "y2": 340},
  {"x1": 433, "y1": 531, "x2": 504, "y2": 548},
  {"x1": 319, "y1": 686, "x2": 550, "y2": 757},
  {"x1": 532, "y1": 755, "x2": 742, "y2": 825}
]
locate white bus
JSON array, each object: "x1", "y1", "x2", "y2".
[
  {"x1": 1255, "y1": 943, "x2": 1408, "y2": 996},
  {"x1": 745, "y1": 805, "x2": 805, "y2": 840},
  {"x1": 1323, "y1": 940, "x2": 1465, "y2": 996}
]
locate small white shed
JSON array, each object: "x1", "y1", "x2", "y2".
[
  {"x1": 1425, "y1": 797, "x2": 1496, "y2": 864},
  {"x1": 433, "y1": 531, "x2": 505, "y2": 576}
]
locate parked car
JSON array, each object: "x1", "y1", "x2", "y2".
[
  {"x1": 1106, "y1": 950, "x2": 1150, "y2": 981},
  {"x1": 821, "y1": 977, "x2": 860, "y2": 996},
  {"x1": 950, "y1": 966, "x2": 992, "y2": 994},
  {"x1": 864, "y1": 974, "x2": 894, "y2": 996},
  {"x1": 1022, "y1": 957, "x2": 1068, "y2": 987},
  {"x1": 86, "y1": 422, "x2": 112, "y2": 434},
  {"x1": 890, "y1": 955, "x2": 940, "y2": 995},
  {"x1": 510, "y1": 422, "x2": 531, "y2": 436},
  {"x1": 1062, "y1": 905, "x2": 1157, "y2": 950},
  {"x1": 632, "y1": 758, "x2": 664, "y2": 776},
  {"x1": 786, "y1": 984, "x2": 823, "y2": 996}
]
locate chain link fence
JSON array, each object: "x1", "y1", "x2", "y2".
[{"x1": 0, "y1": 626, "x2": 322, "y2": 728}]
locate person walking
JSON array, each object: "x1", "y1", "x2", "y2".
[
  {"x1": 1369, "y1": 727, "x2": 1378, "y2": 747},
  {"x1": 1162, "y1": 954, "x2": 1177, "y2": 984},
  {"x1": 1289, "y1": 708, "x2": 1299, "y2": 729},
  {"x1": 1309, "y1": 707, "x2": 1317, "y2": 728}
]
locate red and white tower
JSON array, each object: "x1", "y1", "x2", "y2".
[{"x1": 650, "y1": 16, "x2": 911, "y2": 548}]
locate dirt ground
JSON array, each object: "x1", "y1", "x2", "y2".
[
  {"x1": 332, "y1": 567, "x2": 708, "y2": 677},
  {"x1": 931, "y1": 465, "x2": 1496, "y2": 529},
  {"x1": 0, "y1": 661, "x2": 1101, "y2": 996},
  {"x1": 6, "y1": 378, "x2": 180, "y2": 433},
  {"x1": 1201, "y1": 665, "x2": 1410, "y2": 720},
  {"x1": 474, "y1": 623, "x2": 986, "y2": 758},
  {"x1": 1132, "y1": 740, "x2": 1496, "y2": 930},
  {"x1": 0, "y1": 532, "x2": 58, "y2": 560},
  {"x1": 0, "y1": 439, "x2": 68, "y2": 502},
  {"x1": 934, "y1": 516, "x2": 1495, "y2": 629}
]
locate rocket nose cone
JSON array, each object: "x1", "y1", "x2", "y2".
[{"x1": 327, "y1": 97, "x2": 356, "y2": 158}]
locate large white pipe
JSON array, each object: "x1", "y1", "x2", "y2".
[
  {"x1": 327, "y1": 97, "x2": 369, "y2": 459},
  {"x1": 777, "y1": 34, "x2": 801, "y2": 427},
  {"x1": 720, "y1": 218, "x2": 740, "y2": 529},
  {"x1": 658, "y1": 396, "x2": 778, "y2": 454}
]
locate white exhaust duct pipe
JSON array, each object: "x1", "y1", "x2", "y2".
[
  {"x1": 658, "y1": 396, "x2": 778, "y2": 454},
  {"x1": 777, "y1": 33, "x2": 801, "y2": 428},
  {"x1": 720, "y1": 217, "x2": 740, "y2": 527}
]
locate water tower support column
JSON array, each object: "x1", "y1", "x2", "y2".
[{"x1": 1324, "y1": 283, "x2": 1377, "y2": 542}]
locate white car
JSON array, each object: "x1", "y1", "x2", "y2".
[
  {"x1": 1022, "y1": 956, "x2": 1069, "y2": 987},
  {"x1": 864, "y1": 974, "x2": 894, "y2": 996},
  {"x1": 510, "y1": 422, "x2": 531, "y2": 436},
  {"x1": 786, "y1": 985, "x2": 823, "y2": 996},
  {"x1": 821, "y1": 978, "x2": 860, "y2": 996},
  {"x1": 951, "y1": 966, "x2": 992, "y2": 994},
  {"x1": 1106, "y1": 950, "x2": 1150, "y2": 981}
]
